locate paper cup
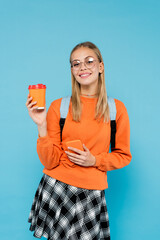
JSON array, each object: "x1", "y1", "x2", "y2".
[{"x1": 28, "y1": 84, "x2": 46, "y2": 109}]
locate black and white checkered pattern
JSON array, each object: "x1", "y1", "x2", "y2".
[{"x1": 28, "y1": 174, "x2": 110, "y2": 239}]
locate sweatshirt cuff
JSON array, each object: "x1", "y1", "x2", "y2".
[
  {"x1": 37, "y1": 134, "x2": 51, "y2": 146},
  {"x1": 94, "y1": 154, "x2": 102, "y2": 167}
]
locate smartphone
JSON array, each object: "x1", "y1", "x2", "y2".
[{"x1": 65, "y1": 140, "x2": 84, "y2": 153}]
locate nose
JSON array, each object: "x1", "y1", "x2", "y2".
[{"x1": 80, "y1": 62, "x2": 87, "y2": 70}]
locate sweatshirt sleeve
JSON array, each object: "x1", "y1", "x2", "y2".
[
  {"x1": 37, "y1": 99, "x2": 63, "y2": 169},
  {"x1": 94, "y1": 99, "x2": 132, "y2": 172}
]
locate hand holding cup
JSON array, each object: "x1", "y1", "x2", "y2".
[{"x1": 26, "y1": 84, "x2": 47, "y2": 126}]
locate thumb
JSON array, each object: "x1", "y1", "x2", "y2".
[{"x1": 83, "y1": 144, "x2": 89, "y2": 152}]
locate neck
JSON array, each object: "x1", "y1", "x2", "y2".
[
  {"x1": 80, "y1": 93, "x2": 97, "y2": 97},
  {"x1": 80, "y1": 82, "x2": 98, "y2": 98}
]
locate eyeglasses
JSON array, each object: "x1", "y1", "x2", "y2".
[{"x1": 71, "y1": 56, "x2": 98, "y2": 70}]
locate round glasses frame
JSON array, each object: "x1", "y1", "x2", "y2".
[{"x1": 71, "y1": 57, "x2": 98, "y2": 71}]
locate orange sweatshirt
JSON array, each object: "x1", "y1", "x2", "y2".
[{"x1": 37, "y1": 96, "x2": 132, "y2": 190}]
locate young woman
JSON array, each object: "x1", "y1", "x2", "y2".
[{"x1": 26, "y1": 41, "x2": 132, "y2": 240}]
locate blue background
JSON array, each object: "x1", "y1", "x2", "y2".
[{"x1": 0, "y1": 0, "x2": 160, "y2": 239}]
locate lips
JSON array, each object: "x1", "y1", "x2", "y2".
[{"x1": 79, "y1": 73, "x2": 91, "y2": 78}]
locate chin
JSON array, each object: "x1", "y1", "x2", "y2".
[
  {"x1": 78, "y1": 80, "x2": 97, "y2": 87},
  {"x1": 76, "y1": 77, "x2": 96, "y2": 85},
  {"x1": 78, "y1": 82, "x2": 92, "y2": 87}
]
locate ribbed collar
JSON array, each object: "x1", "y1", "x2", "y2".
[{"x1": 80, "y1": 95, "x2": 98, "y2": 103}]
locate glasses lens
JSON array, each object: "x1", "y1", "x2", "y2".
[
  {"x1": 85, "y1": 57, "x2": 95, "y2": 69},
  {"x1": 71, "y1": 57, "x2": 96, "y2": 70},
  {"x1": 71, "y1": 60, "x2": 80, "y2": 69}
]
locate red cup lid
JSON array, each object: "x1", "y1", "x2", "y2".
[{"x1": 28, "y1": 84, "x2": 46, "y2": 89}]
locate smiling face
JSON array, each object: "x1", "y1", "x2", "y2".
[{"x1": 70, "y1": 47, "x2": 104, "y2": 93}]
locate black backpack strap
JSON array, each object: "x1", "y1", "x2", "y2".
[
  {"x1": 59, "y1": 118, "x2": 66, "y2": 142},
  {"x1": 107, "y1": 96, "x2": 117, "y2": 151},
  {"x1": 110, "y1": 120, "x2": 116, "y2": 150}
]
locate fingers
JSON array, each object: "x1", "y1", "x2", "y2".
[
  {"x1": 82, "y1": 144, "x2": 89, "y2": 151},
  {"x1": 66, "y1": 152, "x2": 85, "y2": 164},
  {"x1": 65, "y1": 146, "x2": 95, "y2": 167},
  {"x1": 67, "y1": 147, "x2": 85, "y2": 155},
  {"x1": 30, "y1": 105, "x2": 39, "y2": 111},
  {"x1": 26, "y1": 96, "x2": 32, "y2": 107},
  {"x1": 26, "y1": 96, "x2": 38, "y2": 110},
  {"x1": 28, "y1": 101, "x2": 37, "y2": 110},
  {"x1": 65, "y1": 151, "x2": 86, "y2": 160},
  {"x1": 65, "y1": 150, "x2": 88, "y2": 166},
  {"x1": 69, "y1": 157, "x2": 85, "y2": 166}
]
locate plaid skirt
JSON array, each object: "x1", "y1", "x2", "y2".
[{"x1": 28, "y1": 174, "x2": 110, "y2": 240}]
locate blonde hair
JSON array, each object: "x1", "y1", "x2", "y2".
[{"x1": 70, "y1": 41, "x2": 110, "y2": 122}]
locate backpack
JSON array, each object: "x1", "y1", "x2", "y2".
[{"x1": 59, "y1": 96, "x2": 116, "y2": 151}]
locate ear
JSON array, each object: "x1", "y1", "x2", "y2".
[{"x1": 99, "y1": 62, "x2": 104, "y2": 73}]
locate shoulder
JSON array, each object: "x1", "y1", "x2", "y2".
[
  {"x1": 114, "y1": 98, "x2": 127, "y2": 111},
  {"x1": 47, "y1": 96, "x2": 71, "y2": 121},
  {"x1": 49, "y1": 96, "x2": 71, "y2": 114},
  {"x1": 50, "y1": 96, "x2": 71, "y2": 107},
  {"x1": 47, "y1": 98, "x2": 63, "y2": 119},
  {"x1": 113, "y1": 98, "x2": 129, "y2": 121},
  {"x1": 50, "y1": 97, "x2": 63, "y2": 109}
]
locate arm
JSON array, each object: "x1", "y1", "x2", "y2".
[
  {"x1": 37, "y1": 99, "x2": 63, "y2": 169},
  {"x1": 94, "y1": 99, "x2": 132, "y2": 172}
]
